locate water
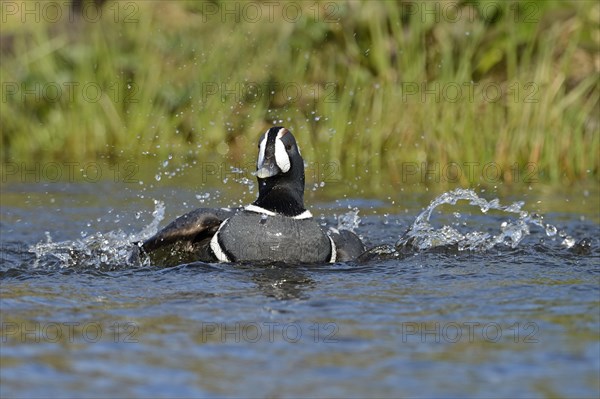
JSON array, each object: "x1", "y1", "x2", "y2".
[{"x1": 1, "y1": 173, "x2": 599, "y2": 398}]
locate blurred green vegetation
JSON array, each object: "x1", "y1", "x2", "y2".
[{"x1": 1, "y1": 0, "x2": 598, "y2": 187}]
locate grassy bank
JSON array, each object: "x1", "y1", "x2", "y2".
[{"x1": 1, "y1": 0, "x2": 598, "y2": 187}]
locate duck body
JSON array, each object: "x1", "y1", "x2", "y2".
[
  {"x1": 212, "y1": 209, "x2": 333, "y2": 263},
  {"x1": 140, "y1": 127, "x2": 365, "y2": 265}
]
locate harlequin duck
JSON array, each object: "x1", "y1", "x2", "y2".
[{"x1": 140, "y1": 127, "x2": 365, "y2": 264}]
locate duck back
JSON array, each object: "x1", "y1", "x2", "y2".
[{"x1": 217, "y1": 211, "x2": 332, "y2": 263}]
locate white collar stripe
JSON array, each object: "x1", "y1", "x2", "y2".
[
  {"x1": 292, "y1": 210, "x2": 313, "y2": 219},
  {"x1": 210, "y1": 219, "x2": 231, "y2": 262},
  {"x1": 245, "y1": 204, "x2": 312, "y2": 219},
  {"x1": 328, "y1": 234, "x2": 337, "y2": 263},
  {"x1": 245, "y1": 204, "x2": 276, "y2": 215}
]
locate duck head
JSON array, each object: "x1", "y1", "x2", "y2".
[{"x1": 252, "y1": 127, "x2": 307, "y2": 217}]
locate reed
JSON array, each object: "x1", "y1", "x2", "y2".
[{"x1": 1, "y1": 0, "x2": 598, "y2": 187}]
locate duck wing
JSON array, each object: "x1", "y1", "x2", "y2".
[
  {"x1": 328, "y1": 228, "x2": 366, "y2": 262},
  {"x1": 141, "y1": 208, "x2": 237, "y2": 253}
]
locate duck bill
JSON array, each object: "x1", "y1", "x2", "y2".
[{"x1": 254, "y1": 158, "x2": 281, "y2": 179}]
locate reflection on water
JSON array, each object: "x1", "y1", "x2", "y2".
[{"x1": 243, "y1": 264, "x2": 316, "y2": 301}]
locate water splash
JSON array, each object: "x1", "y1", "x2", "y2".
[
  {"x1": 135, "y1": 200, "x2": 165, "y2": 241},
  {"x1": 25, "y1": 189, "x2": 586, "y2": 269},
  {"x1": 29, "y1": 200, "x2": 166, "y2": 270},
  {"x1": 338, "y1": 208, "x2": 361, "y2": 232},
  {"x1": 398, "y1": 188, "x2": 574, "y2": 251},
  {"x1": 30, "y1": 229, "x2": 142, "y2": 269},
  {"x1": 229, "y1": 166, "x2": 255, "y2": 193}
]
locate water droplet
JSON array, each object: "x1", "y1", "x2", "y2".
[
  {"x1": 545, "y1": 224, "x2": 557, "y2": 237},
  {"x1": 561, "y1": 236, "x2": 575, "y2": 248}
]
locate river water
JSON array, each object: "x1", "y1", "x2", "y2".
[{"x1": 1, "y1": 164, "x2": 598, "y2": 398}]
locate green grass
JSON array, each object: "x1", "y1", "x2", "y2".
[{"x1": 1, "y1": 0, "x2": 598, "y2": 187}]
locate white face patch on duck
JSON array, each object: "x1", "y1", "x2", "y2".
[
  {"x1": 257, "y1": 132, "x2": 268, "y2": 171},
  {"x1": 274, "y1": 137, "x2": 290, "y2": 173},
  {"x1": 256, "y1": 128, "x2": 291, "y2": 176}
]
